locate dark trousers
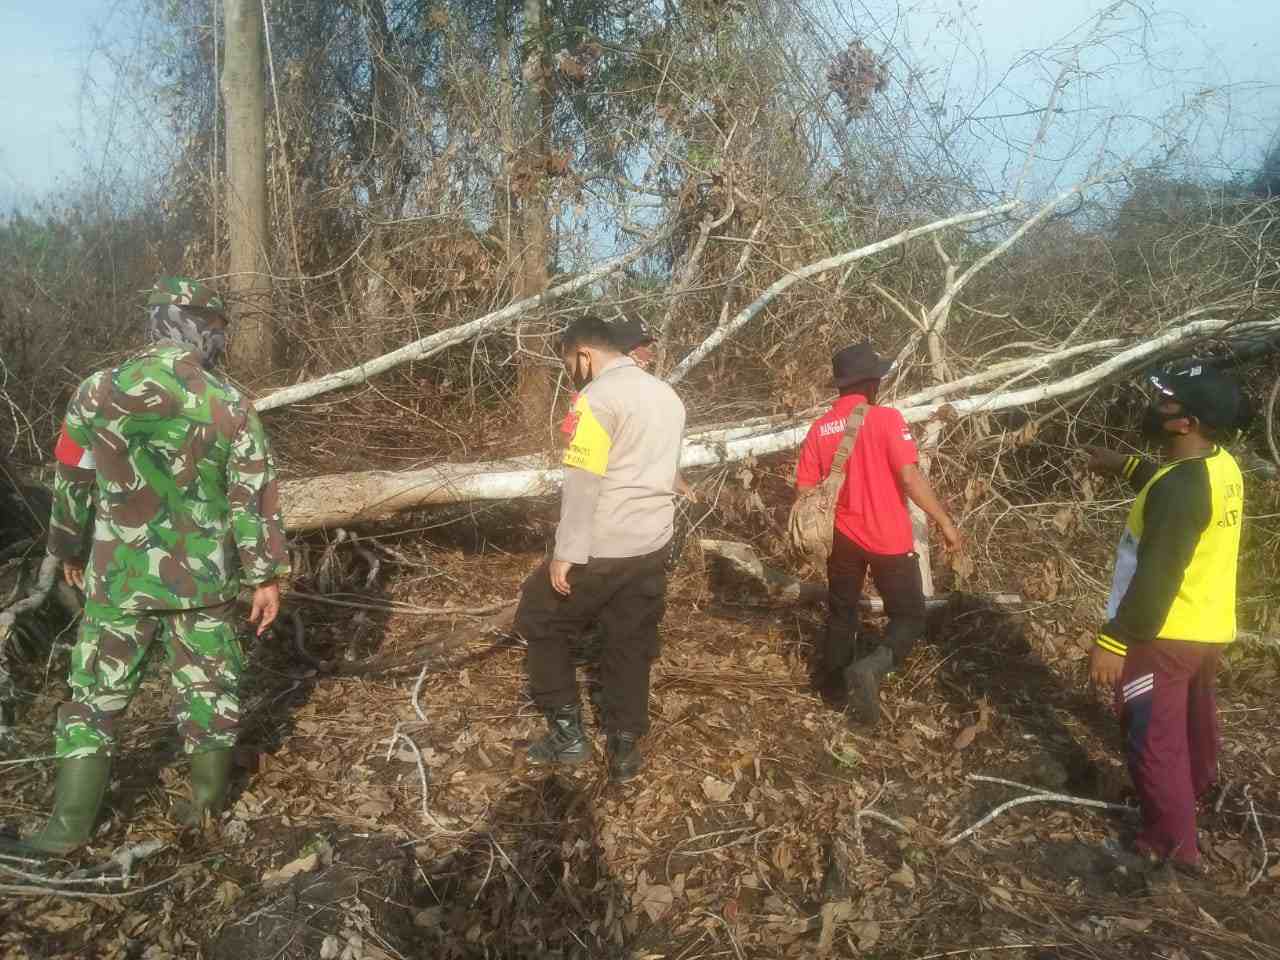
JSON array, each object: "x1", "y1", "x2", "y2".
[
  {"x1": 1118, "y1": 638, "x2": 1222, "y2": 867},
  {"x1": 517, "y1": 548, "x2": 668, "y2": 735},
  {"x1": 818, "y1": 530, "x2": 926, "y2": 676}
]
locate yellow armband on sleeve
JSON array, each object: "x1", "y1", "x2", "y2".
[{"x1": 562, "y1": 396, "x2": 612, "y2": 477}]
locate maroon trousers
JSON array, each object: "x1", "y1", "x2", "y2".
[{"x1": 1117, "y1": 638, "x2": 1223, "y2": 867}]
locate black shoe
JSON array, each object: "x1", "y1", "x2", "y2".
[
  {"x1": 606, "y1": 732, "x2": 643, "y2": 783},
  {"x1": 526, "y1": 705, "x2": 590, "y2": 766},
  {"x1": 844, "y1": 646, "x2": 894, "y2": 727}
]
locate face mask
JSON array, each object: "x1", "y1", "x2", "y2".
[
  {"x1": 1140, "y1": 403, "x2": 1184, "y2": 442},
  {"x1": 570, "y1": 353, "x2": 593, "y2": 391}
]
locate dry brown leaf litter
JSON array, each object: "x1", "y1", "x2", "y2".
[{"x1": 1, "y1": 545, "x2": 1279, "y2": 959}]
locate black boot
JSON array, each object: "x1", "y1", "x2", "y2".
[
  {"x1": 606, "y1": 732, "x2": 643, "y2": 783},
  {"x1": 844, "y1": 645, "x2": 894, "y2": 727},
  {"x1": 526, "y1": 704, "x2": 590, "y2": 766}
]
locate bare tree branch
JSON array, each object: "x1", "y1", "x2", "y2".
[
  {"x1": 666, "y1": 202, "x2": 1020, "y2": 385},
  {"x1": 255, "y1": 233, "x2": 667, "y2": 412}
]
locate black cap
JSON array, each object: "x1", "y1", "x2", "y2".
[
  {"x1": 832, "y1": 342, "x2": 892, "y2": 388},
  {"x1": 1149, "y1": 363, "x2": 1249, "y2": 430},
  {"x1": 606, "y1": 316, "x2": 655, "y2": 353}
]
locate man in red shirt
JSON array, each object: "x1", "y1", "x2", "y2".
[{"x1": 796, "y1": 343, "x2": 960, "y2": 726}]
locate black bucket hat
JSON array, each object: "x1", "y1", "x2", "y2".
[{"x1": 832, "y1": 342, "x2": 892, "y2": 388}]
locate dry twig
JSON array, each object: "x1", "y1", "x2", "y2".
[
  {"x1": 0, "y1": 840, "x2": 174, "y2": 890},
  {"x1": 857, "y1": 809, "x2": 911, "y2": 834},
  {"x1": 945, "y1": 775, "x2": 1133, "y2": 846},
  {"x1": 288, "y1": 590, "x2": 513, "y2": 617},
  {"x1": 0, "y1": 755, "x2": 56, "y2": 767},
  {"x1": 0, "y1": 864, "x2": 197, "y2": 900},
  {"x1": 1244, "y1": 785, "x2": 1269, "y2": 891},
  {"x1": 385, "y1": 730, "x2": 453, "y2": 833},
  {"x1": 908, "y1": 945, "x2": 1066, "y2": 960},
  {"x1": 410, "y1": 660, "x2": 431, "y2": 723}
]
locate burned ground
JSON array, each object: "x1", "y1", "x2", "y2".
[{"x1": 2, "y1": 527, "x2": 1279, "y2": 960}]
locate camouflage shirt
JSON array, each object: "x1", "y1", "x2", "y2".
[{"x1": 47, "y1": 343, "x2": 291, "y2": 612}]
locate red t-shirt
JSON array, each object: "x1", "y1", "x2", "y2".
[{"x1": 795, "y1": 394, "x2": 918, "y2": 555}]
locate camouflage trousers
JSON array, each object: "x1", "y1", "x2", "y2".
[{"x1": 56, "y1": 600, "x2": 245, "y2": 759}]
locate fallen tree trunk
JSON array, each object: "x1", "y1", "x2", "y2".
[
  {"x1": 281, "y1": 461, "x2": 561, "y2": 529},
  {"x1": 279, "y1": 312, "x2": 1280, "y2": 529}
]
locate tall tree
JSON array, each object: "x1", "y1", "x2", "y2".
[
  {"x1": 514, "y1": 0, "x2": 554, "y2": 435},
  {"x1": 221, "y1": 0, "x2": 272, "y2": 375}
]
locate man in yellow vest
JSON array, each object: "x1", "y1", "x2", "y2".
[{"x1": 1085, "y1": 362, "x2": 1250, "y2": 872}]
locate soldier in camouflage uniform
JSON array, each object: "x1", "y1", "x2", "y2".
[{"x1": 7, "y1": 277, "x2": 290, "y2": 855}]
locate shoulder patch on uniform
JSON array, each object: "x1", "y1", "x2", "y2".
[
  {"x1": 562, "y1": 395, "x2": 611, "y2": 476},
  {"x1": 54, "y1": 423, "x2": 95, "y2": 469}
]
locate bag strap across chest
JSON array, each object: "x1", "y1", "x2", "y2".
[{"x1": 822, "y1": 404, "x2": 868, "y2": 494}]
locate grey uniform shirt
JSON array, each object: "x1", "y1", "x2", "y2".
[{"x1": 554, "y1": 357, "x2": 687, "y2": 564}]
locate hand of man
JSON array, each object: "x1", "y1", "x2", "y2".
[
  {"x1": 63, "y1": 562, "x2": 85, "y2": 590},
  {"x1": 939, "y1": 518, "x2": 962, "y2": 552},
  {"x1": 248, "y1": 582, "x2": 281, "y2": 636},
  {"x1": 1083, "y1": 446, "x2": 1126, "y2": 477},
  {"x1": 549, "y1": 560, "x2": 573, "y2": 597},
  {"x1": 1089, "y1": 644, "x2": 1125, "y2": 689}
]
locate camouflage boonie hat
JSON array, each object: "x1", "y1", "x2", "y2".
[{"x1": 147, "y1": 276, "x2": 226, "y2": 314}]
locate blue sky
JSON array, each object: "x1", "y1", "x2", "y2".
[
  {"x1": 0, "y1": 1, "x2": 103, "y2": 205},
  {"x1": 884, "y1": 0, "x2": 1280, "y2": 189},
  {"x1": 0, "y1": 0, "x2": 1276, "y2": 209}
]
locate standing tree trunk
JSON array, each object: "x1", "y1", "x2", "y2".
[
  {"x1": 514, "y1": 0, "x2": 553, "y2": 438},
  {"x1": 358, "y1": 0, "x2": 406, "y2": 357},
  {"x1": 221, "y1": 0, "x2": 272, "y2": 376},
  {"x1": 495, "y1": 5, "x2": 516, "y2": 255}
]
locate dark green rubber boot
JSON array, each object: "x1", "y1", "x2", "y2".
[
  {"x1": 844, "y1": 645, "x2": 895, "y2": 727},
  {"x1": 5, "y1": 755, "x2": 110, "y2": 855},
  {"x1": 175, "y1": 748, "x2": 233, "y2": 827},
  {"x1": 526, "y1": 705, "x2": 590, "y2": 766}
]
